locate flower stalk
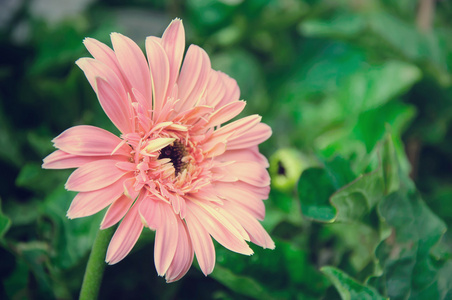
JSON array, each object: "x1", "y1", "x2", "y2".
[{"x1": 79, "y1": 226, "x2": 115, "y2": 300}]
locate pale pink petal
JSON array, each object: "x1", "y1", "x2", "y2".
[
  {"x1": 184, "y1": 209, "x2": 216, "y2": 276},
  {"x1": 83, "y1": 37, "x2": 131, "y2": 92},
  {"x1": 187, "y1": 201, "x2": 253, "y2": 255},
  {"x1": 203, "y1": 115, "x2": 262, "y2": 151},
  {"x1": 216, "y1": 148, "x2": 269, "y2": 168},
  {"x1": 206, "y1": 101, "x2": 246, "y2": 128},
  {"x1": 100, "y1": 194, "x2": 135, "y2": 229},
  {"x1": 131, "y1": 87, "x2": 151, "y2": 115},
  {"x1": 42, "y1": 150, "x2": 118, "y2": 169},
  {"x1": 165, "y1": 219, "x2": 194, "y2": 283},
  {"x1": 139, "y1": 197, "x2": 161, "y2": 230},
  {"x1": 227, "y1": 123, "x2": 272, "y2": 150},
  {"x1": 123, "y1": 177, "x2": 140, "y2": 201},
  {"x1": 154, "y1": 202, "x2": 178, "y2": 276},
  {"x1": 52, "y1": 125, "x2": 130, "y2": 156},
  {"x1": 223, "y1": 202, "x2": 274, "y2": 249},
  {"x1": 67, "y1": 176, "x2": 130, "y2": 219},
  {"x1": 203, "y1": 70, "x2": 226, "y2": 108},
  {"x1": 96, "y1": 77, "x2": 133, "y2": 133},
  {"x1": 106, "y1": 200, "x2": 144, "y2": 264},
  {"x1": 146, "y1": 37, "x2": 170, "y2": 115},
  {"x1": 161, "y1": 19, "x2": 185, "y2": 97},
  {"x1": 65, "y1": 159, "x2": 127, "y2": 192},
  {"x1": 220, "y1": 161, "x2": 270, "y2": 187},
  {"x1": 215, "y1": 71, "x2": 240, "y2": 108},
  {"x1": 213, "y1": 182, "x2": 266, "y2": 220},
  {"x1": 76, "y1": 58, "x2": 128, "y2": 102},
  {"x1": 176, "y1": 45, "x2": 211, "y2": 112},
  {"x1": 111, "y1": 32, "x2": 152, "y2": 106}
]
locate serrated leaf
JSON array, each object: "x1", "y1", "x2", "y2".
[
  {"x1": 370, "y1": 189, "x2": 449, "y2": 299},
  {"x1": 321, "y1": 266, "x2": 387, "y2": 300},
  {"x1": 298, "y1": 163, "x2": 384, "y2": 223}
]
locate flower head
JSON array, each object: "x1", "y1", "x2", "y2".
[{"x1": 43, "y1": 19, "x2": 274, "y2": 282}]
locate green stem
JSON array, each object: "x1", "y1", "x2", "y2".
[{"x1": 79, "y1": 226, "x2": 115, "y2": 300}]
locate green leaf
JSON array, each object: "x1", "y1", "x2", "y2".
[
  {"x1": 331, "y1": 168, "x2": 384, "y2": 223},
  {"x1": 321, "y1": 266, "x2": 387, "y2": 300},
  {"x1": 298, "y1": 161, "x2": 384, "y2": 223},
  {"x1": 0, "y1": 199, "x2": 11, "y2": 239},
  {"x1": 210, "y1": 264, "x2": 276, "y2": 300},
  {"x1": 40, "y1": 185, "x2": 102, "y2": 269},
  {"x1": 370, "y1": 189, "x2": 449, "y2": 299},
  {"x1": 298, "y1": 168, "x2": 337, "y2": 222},
  {"x1": 337, "y1": 61, "x2": 421, "y2": 113}
]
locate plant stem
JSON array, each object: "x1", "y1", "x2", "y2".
[{"x1": 79, "y1": 226, "x2": 115, "y2": 300}]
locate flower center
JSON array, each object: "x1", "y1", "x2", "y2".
[{"x1": 158, "y1": 140, "x2": 188, "y2": 175}]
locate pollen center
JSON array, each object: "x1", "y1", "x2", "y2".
[{"x1": 158, "y1": 140, "x2": 187, "y2": 175}]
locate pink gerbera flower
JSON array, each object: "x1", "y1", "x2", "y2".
[{"x1": 42, "y1": 19, "x2": 274, "y2": 282}]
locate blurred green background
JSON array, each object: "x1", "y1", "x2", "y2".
[{"x1": 1, "y1": 0, "x2": 452, "y2": 299}]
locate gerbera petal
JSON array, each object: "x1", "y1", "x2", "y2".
[
  {"x1": 65, "y1": 159, "x2": 127, "y2": 192},
  {"x1": 204, "y1": 70, "x2": 226, "y2": 108},
  {"x1": 215, "y1": 71, "x2": 240, "y2": 108},
  {"x1": 139, "y1": 197, "x2": 161, "y2": 230},
  {"x1": 220, "y1": 161, "x2": 270, "y2": 187},
  {"x1": 67, "y1": 176, "x2": 130, "y2": 219},
  {"x1": 52, "y1": 125, "x2": 130, "y2": 156},
  {"x1": 83, "y1": 38, "x2": 131, "y2": 91},
  {"x1": 165, "y1": 219, "x2": 193, "y2": 282},
  {"x1": 213, "y1": 182, "x2": 266, "y2": 220},
  {"x1": 227, "y1": 123, "x2": 272, "y2": 150},
  {"x1": 100, "y1": 194, "x2": 135, "y2": 229},
  {"x1": 216, "y1": 148, "x2": 269, "y2": 168},
  {"x1": 146, "y1": 36, "x2": 170, "y2": 115},
  {"x1": 96, "y1": 77, "x2": 133, "y2": 133},
  {"x1": 184, "y1": 210, "x2": 215, "y2": 276},
  {"x1": 76, "y1": 58, "x2": 128, "y2": 102},
  {"x1": 176, "y1": 45, "x2": 211, "y2": 112},
  {"x1": 223, "y1": 202, "x2": 275, "y2": 249},
  {"x1": 188, "y1": 201, "x2": 253, "y2": 255},
  {"x1": 42, "y1": 150, "x2": 117, "y2": 169},
  {"x1": 111, "y1": 32, "x2": 152, "y2": 105},
  {"x1": 161, "y1": 18, "x2": 185, "y2": 97},
  {"x1": 154, "y1": 202, "x2": 178, "y2": 276},
  {"x1": 206, "y1": 100, "x2": 246, "y2": 128},
  {"x1": 106, "y1": 200, "x2": 144, "y2": 264},
  {"x1": 203, "y1": 115, "x2": 262, "y2": 150}
]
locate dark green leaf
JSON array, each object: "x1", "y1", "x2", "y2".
[
  {"x1": 0, "y1": 199, "x2": 11, "y2": 239},
  {"x1": 321, "y1": 266, "x2": 387, "y2": 300}
]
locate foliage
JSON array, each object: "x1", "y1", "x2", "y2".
[{"x1": 1, "y1": 0, "x2": 452, "y2": 299}]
